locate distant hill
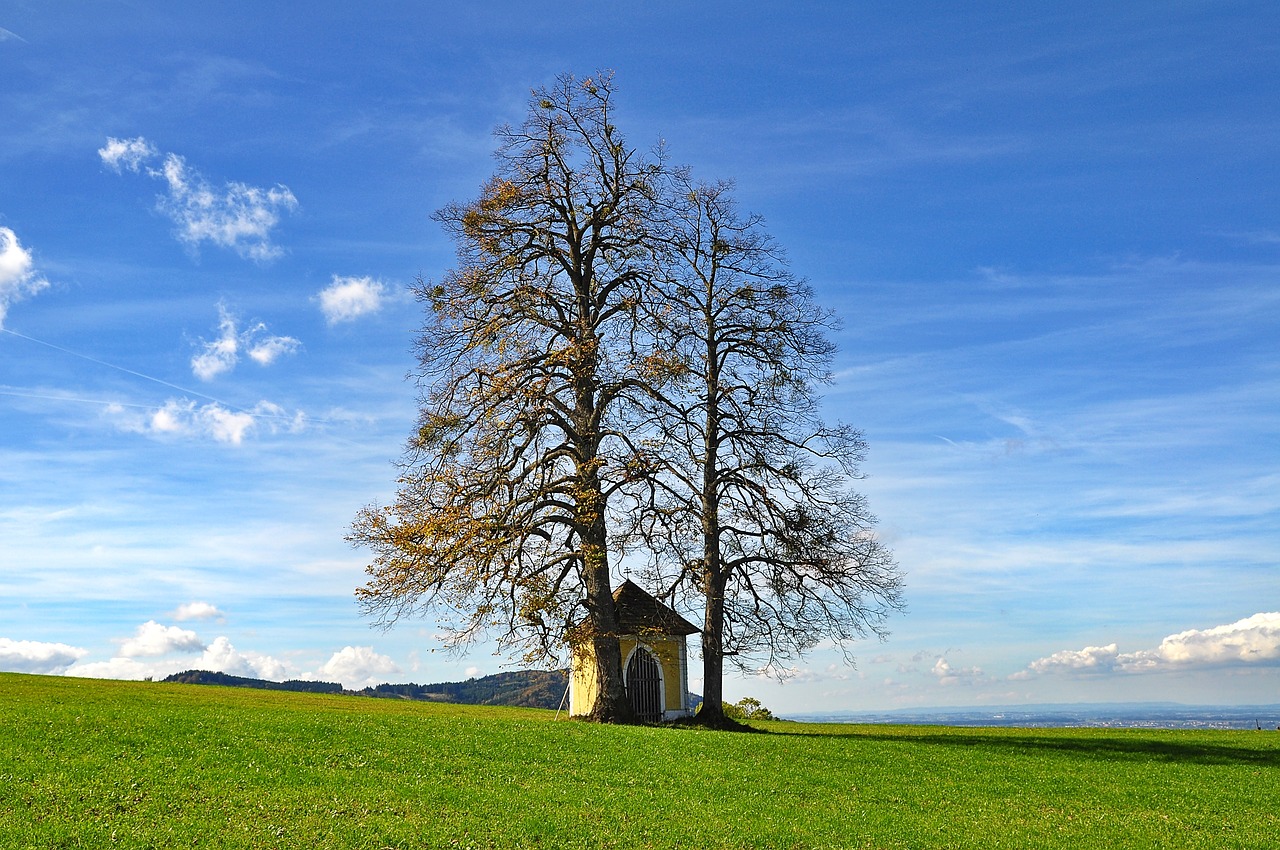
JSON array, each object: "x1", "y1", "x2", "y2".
[
  {"x1": 788, "y1": 702, "x2": 1280, "y2": 729},
  {"x1": 163, "y1": 670, "x2": 344, "y2": 693},
  {"x1": 162, "y1": 668, "x2": 570, "y2": 710},
  {"x1": 361, "y1": 670, "x2": 569, "y2": 709}
]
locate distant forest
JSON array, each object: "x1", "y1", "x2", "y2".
[{"x1": 163, "y1": 669, "x2": 570, "y2": 710}]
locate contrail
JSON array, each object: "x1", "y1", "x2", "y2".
[
  {"x1": 1, "y1": 326, "x2": 235, "y2": 409},
  {"x1": 1, "y1": 326, "x2": 347, "y2": 432},
  {"x1": 0, "y1": 387, "x2": 156, "y2": 408}
]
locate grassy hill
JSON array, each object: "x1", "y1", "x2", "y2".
[{"x1": 3, "y1": 672, "x2": 1277, "y2": 849}]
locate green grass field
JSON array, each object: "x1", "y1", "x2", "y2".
[{"x1": 2, "y1": 672, "x2": 1277, "y2": 849}]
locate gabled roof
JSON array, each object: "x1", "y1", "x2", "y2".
[{"x1": 612, "y1": 579, "x2": 700, "y2": 636}]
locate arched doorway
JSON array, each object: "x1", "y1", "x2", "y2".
[{"x1": 625, "y1": 646, "x2": 663, "y2": 722}]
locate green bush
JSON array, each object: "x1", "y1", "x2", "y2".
[{"x1": 722, "y1": 696, "x2": 775, "y2": 720}]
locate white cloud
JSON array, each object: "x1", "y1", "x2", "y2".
[
  {"x1": 931, "y1": 656, "x2": 986, "y2": 686},
  {"x1": 191, "y1": 303, "x2": 300, "y2": 381},
  {"x1": 0, "y1": 637, "x2": 88, "y2": 674},
  {"x1": 191, "y1": 307, "x2": 241, "y2": 381},
  {"x1": 315, "y1": 645, "x2": 400, "y2": 690},
  {"x1": 173, "y1": 601, "x2": 225, "y2": 622},
  {"x1": 246, "y1": 332, "x2": 300, "y2": 366},
  {"x1": 202, "y1": 404, "x2": 257, "y2": 444},
  {"x1": 198, "y1": 636, "x2": 290, "y2": 680},
  {"x1": 112, "y1": 397, "x2": 305, "y2": 444},
  {"x1": 97, "y1": 136, "x2": 157, "y2": 173},
  {"x1": 66, "y1": 656, "x2": 168, "y2": 681},
  {"x1": 318, "y1": 275, "x2": 387, "y2": 324},
  {"x1": 0, "y1": 226, "x2": 50, "y2": 328},
  {"x1": 148, "y1": 398, "x2": 197, "y2": 436},
  {"x1": 119, "y1": 620, "x2": 205, "y2": 657},
  {"x1": 155, "y1": 153, "x2": 297, "y2": 261},
  {"x1": 64, "y1": 632, "x2": 291, "y2": 683},
  {"x1": 751, "y1": 664, "x2": 851, "y2": 684},
  {"x1": 1019, "y1": 614, "x2": 1280, "y2": 679},
  {"x1": 101, "y1": 137, "x2": 297, "y2": 261},
  {"x1": 1024, "y1": 643, "x2": 1119, "y2": 676},
  {"x1": 1117, "y1": 613, "x2": 1280, "y2": 671}
]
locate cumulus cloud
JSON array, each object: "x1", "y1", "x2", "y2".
[
  {"x1": 66, "y1": 656, "x2": 168, "y2": 681},
  {"x1": 118, "y1": 620, "x2": 205, "y2": 657},
  {"x1": 173, "y1": 601, "x2": 225, "y2": 622},
  {"x1": 191, "y1": 310, "x2": 240, "y2": 381},
  {"x1": 246, "y1": 334, "x2": 299, "y2": 366},
  {"x1": 1118, "y1": 613, "x2": 1280, "y2": 671},
  {"x1": 1021, "y1": 643, "x2": 1119, "y2": 677},
  {"x1": 100, "y1": 136, "x2": 297, "y2": 262},
  {"x1": 199, "y1": 636, "x2": 290, "y2": 680},
  {"x1": 0, "y1": 226, "x2": 50, "y2": 328},
  {"x1": 0, "y1": 637, "x2": 88, "y2": 674},
  {"x1": 317, "y1": 275, "x2": 387, "y2": 324},
  {"x1": 97, "y1": 136, "x2": 158, "y2": 173},
  {"x1": 191, "y1": 303, "x2": 300, "y2": 381},
  {"x1": 931, "y1": 656, "x2": 986, "y2": 686},
  {"x1": 65, "y1": 633, "x2": 291, "y2": 682},
  {"x1": 315, "y1": 645, "x2": 400, "y2": 690},
  {"x1": 1018, "y1": 613, "x2": 1280, "y2": 679},
  {"x1": 111, "y1": 397, "x2": 305, "y2": 445},
  {"x1": 156, "y1": 154, "x2": 298, "y2": 261},
  {"x1": 151, "y1": 398, "x2": 255, "y2": 444}
]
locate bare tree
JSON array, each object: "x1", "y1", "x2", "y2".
[
  {"x1": 629, "y1": 173, "x2": 903, "y2": 726},
  {"x1": 349, "y1": 72, "x2": 662, "y2": 723}
]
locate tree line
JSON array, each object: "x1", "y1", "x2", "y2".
[
  {"x1": 163, "y1": 669, "x2": 568, "y2": 709},
  {"x1": 349, "y1": 71, "x2": 903, "y2": 725}
]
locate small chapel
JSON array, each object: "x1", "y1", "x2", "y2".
[{"x1": 568, "y1": 580, "x2": 700, "y2": 722}]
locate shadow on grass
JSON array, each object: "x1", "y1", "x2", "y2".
[
  {"x1": 665, "y1": 715, "x2": 768, "y2": 734},
  {"x1": 775, "y1": 728, "x2": 1280, "y2": 767}
]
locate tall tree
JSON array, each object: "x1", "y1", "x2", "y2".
[
  {"x1": 349, "y1": 73, "x2": 661, "y2": 722},
  {"x1": 630, "y1": 173, "x2": 903, "y2": 726}
]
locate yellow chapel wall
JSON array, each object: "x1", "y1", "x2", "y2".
[
  {"x1": 568, "y1": 641, "x2": 599, "y2": 717},
  {"x1": 569, "y1": 634, "x2": 690, "y2": 718}
]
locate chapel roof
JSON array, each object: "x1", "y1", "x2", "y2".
[{"x1": 612, "y1": 579, "x2": 700, "y2": 636}]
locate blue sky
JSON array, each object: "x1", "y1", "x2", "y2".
[{"x1": 2, "y1": 2, "x2": 1277, "y2": 714}]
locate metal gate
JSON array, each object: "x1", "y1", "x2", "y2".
[{"x1": 626, "y1": 647, "x2": 662, "y2": 722}]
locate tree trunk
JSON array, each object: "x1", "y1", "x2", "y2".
[
  {"x1": 577, "y1": 428, "x2": 635, "y2": 723},
  {"x1": 698, "y1": 570, "x2": 727, "y2": 723},
  {"x1": 696, "y1": 306, "x2": 729, "y2": 725},
  {"x1": 582, "y1": 541, "x2": 634, "y2": 723}
]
